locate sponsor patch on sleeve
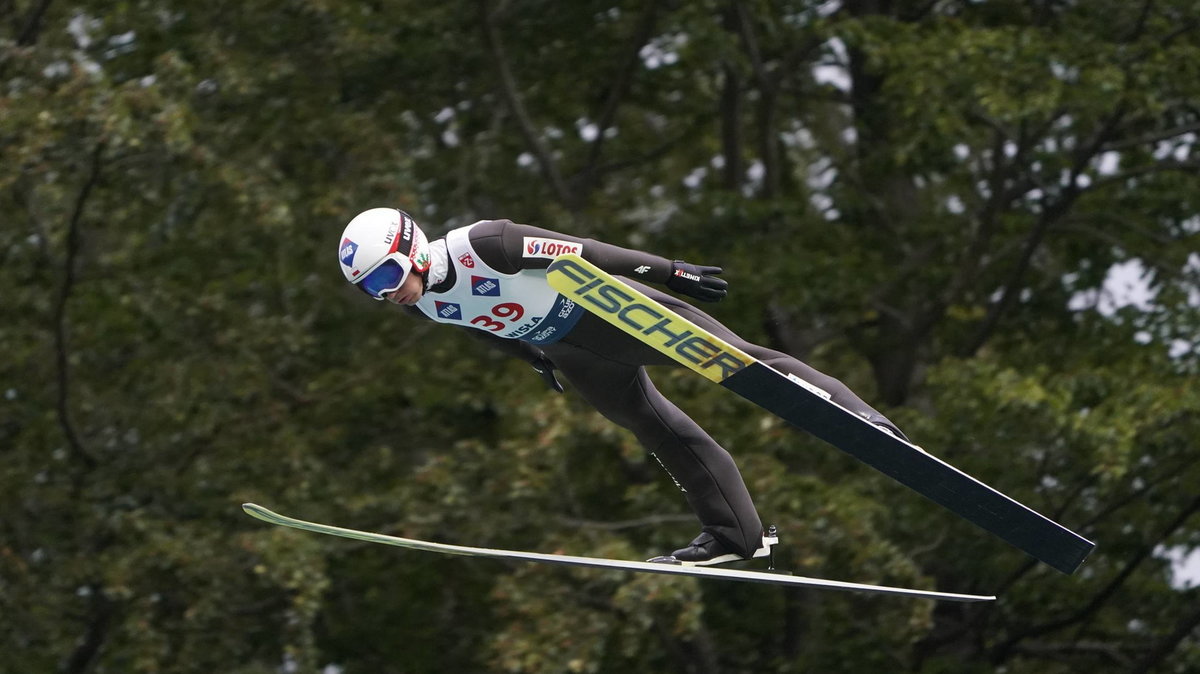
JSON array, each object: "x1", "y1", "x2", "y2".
[{"x1": 523, "y1": 237, "x2": 583, "y2": 260}]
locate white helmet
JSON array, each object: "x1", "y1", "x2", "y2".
[{"x1": 338, "y1": 208, "x2": 431, "y2": 300}]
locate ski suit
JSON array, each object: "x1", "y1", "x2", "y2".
[{"x1": 409, "y1": 219, "x2": 900, "y2": 558}]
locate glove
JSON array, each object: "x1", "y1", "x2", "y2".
[
  {"x1": 666, "y1": 260, "x2": 728, "y2": 302},
  {"x1": 531, "y1": 354, "x2": 564, "y2": 393}
]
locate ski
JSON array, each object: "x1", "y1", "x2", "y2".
[
  {"x1": 546, "y1": 254, "x2": 1094, "y2": 575},
  {"x1": 243, "y1": 503, "x2": 993, "y2": 602}
]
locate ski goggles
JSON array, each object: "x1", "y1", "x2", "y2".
[{"x1": 355, "y1": 254, "x2": 412, "y2": 300}]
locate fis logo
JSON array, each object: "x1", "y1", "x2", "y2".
[
  {"x1": 471, "y1": 276, "x2": 501, "y2": 296},
  {"x1": 339, "y1": 238, "x2": 358, "y2": 267},
  {"x1": 523, "y1": 237, "x2": 583, "y2": 259},
  {"x1": 548, "y1": 257, "x2": 752, "y2": 383},
  {"x1": 435, "y1": 301, "x2": 462, "y2": 321},
  {"x1": 458, "y1": 253, "x2": 476, "y2": 268}
]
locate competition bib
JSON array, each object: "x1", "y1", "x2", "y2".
[{"x1": 415, "y1": 224, "x2": 583, "y2": 344}]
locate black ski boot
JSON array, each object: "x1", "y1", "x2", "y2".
[{"x1": 648, "y1": 529, "x2": 778, "y2": 567}]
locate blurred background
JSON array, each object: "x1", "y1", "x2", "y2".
[{"x1": 3, "y1": 1, "x2": 1199, "y2": 672}]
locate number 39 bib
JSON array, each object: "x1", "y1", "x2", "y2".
[{"x1": 415, "y1": 224, "x2": 583, "y2": 344}]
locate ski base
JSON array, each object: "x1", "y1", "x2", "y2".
[{"x1": 243, "y1": 504, "x2": 994, "y2": 602}]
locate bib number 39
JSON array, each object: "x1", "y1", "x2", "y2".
[{"x1": 470, "y1": 302, "x2": 525, "y2": 331}]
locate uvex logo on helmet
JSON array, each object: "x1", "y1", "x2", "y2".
[
  {"x1": 399, "y1": 212, "x2": 432, "y2": 272},
  {"x1": 397, "y1": 215, "x2": 413, "y2": 253}
]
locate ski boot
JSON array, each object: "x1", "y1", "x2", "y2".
[{"x1": 648, "y1": 527, "x2": 779, "y2": 567}]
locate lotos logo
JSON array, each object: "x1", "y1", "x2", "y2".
[
  {"x1": 458, "y1": 253, "x2": 476, "y2": 268},
  {"x1": 435, "y1": 301, "x2": 462, "y2": 321},
  {"x1": 471, "y1": 276, "x2": 501, "y2": 296},
  {"x1": 339, "y1": 238, "x2": 358, "y2": 266},
  {"x1": 523, "y1": 237, "x2": 583, "y2": 260}
]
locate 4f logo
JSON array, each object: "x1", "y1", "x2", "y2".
[{"x1": 634, "y1": 265, "x2": 651, "y2": 274}]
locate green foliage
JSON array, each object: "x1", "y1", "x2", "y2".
[{"x1": 2, "y1": 0, "x2": 1198, "y2": 672}]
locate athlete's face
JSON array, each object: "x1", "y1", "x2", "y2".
[{"x1": 385, "y1": 267, "x2": 425, "y2": 306}]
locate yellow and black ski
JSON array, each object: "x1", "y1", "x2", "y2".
[{"x1": 546, "y1": 253, "x2": 1094, "y2": 575}]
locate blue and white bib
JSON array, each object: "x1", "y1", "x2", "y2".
[{"x1": 415, "y1": 224, "x2": 583, "y2": 344}]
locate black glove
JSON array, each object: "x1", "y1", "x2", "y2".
[
  {"x1": 666, "y1": 260, "x2": 728, "y2": 302},
  {"x1": 530, "y1": 354, "x2": 564, "y2": 393}
]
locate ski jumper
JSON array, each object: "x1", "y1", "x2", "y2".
[{"x1": 412, "y1": 219, "x2": 901, "y2": 558}]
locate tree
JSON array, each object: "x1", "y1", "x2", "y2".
[{"x1": 2, "y1": 0, "x2": 1197, "y2": 672}]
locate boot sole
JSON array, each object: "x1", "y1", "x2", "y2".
[{"x1": 649, "y1": 533, "x2": 779, "y2": 567}]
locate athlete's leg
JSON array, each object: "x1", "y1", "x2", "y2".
[
  {"x1": 628, "y1": 281, "x2": 909, "y2": 439},
  {"x1": 544, "y1": 338, "x2": 764, "y2": 557}
]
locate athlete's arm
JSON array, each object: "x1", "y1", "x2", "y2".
[
  {"x1": 467, "y1": 220, "x2": 727, "y2": 302},
  {"x1": 464, "y1": 330, "x2": 563, "y2": 392},
  {"x1": 467, "y1": 220, "x2": 674, "y2": 282}
]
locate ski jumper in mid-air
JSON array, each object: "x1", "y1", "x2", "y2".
[{"x1": 338, "y1": 208, "x2": 909, "y2": 565}]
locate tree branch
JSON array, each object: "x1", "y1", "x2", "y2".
[
  {"x1": 718, "y1": 61, "x2": 743, "y2": 191},
  {"x1": 16, "y1": 0, "x2": 52, "y2": 46},
  {"x1": 729, "y1": 0, "x2": 822, "y2": 200},
  {"x1": 54, "y1": 141, "x2": 105, "y2": 471},
  {"x1": 1130, "y1": 595, "x2": 1200, "y2": 674},
  {"x1": 959, "y1": 190, "x2": 1076, "y2": 357},
  {"x1": 478, "y1": 0, "x2": 574, "y2": 207},
  {"x1": 575, "y1": 0, "x2": 662, "y2": 196},
  {"x1": 1091, "y1": 159, "x2": 1200, "y2": 187},
  {"x1": 961, "y1": 100, "x2": 1129, "y2": 356},
  {"x1": 587, "y1": 112, "x2": 711, "y2": 176},
  {"x1": 555, "y1": 513, "x2": 696, "y2": 531},
  {"x1": 1099, "y1": 121, "x2": 1200, "y2": 152},
  {"x1": 1122, "y1": 18, "x2": 1199, "y2": 65},
  {"x1": 1010, "y1": 639, "x2": 1134, "y2": 667},
  {"x1": 991, "y1": 492, "x2": 1200, "y2": 661},
  {"x1": 59, "y1": 583, "x2": 114, "y2": 674},
  {"x1": 1120, "y1": 0, "x2": 1156, "y2": 44}
]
